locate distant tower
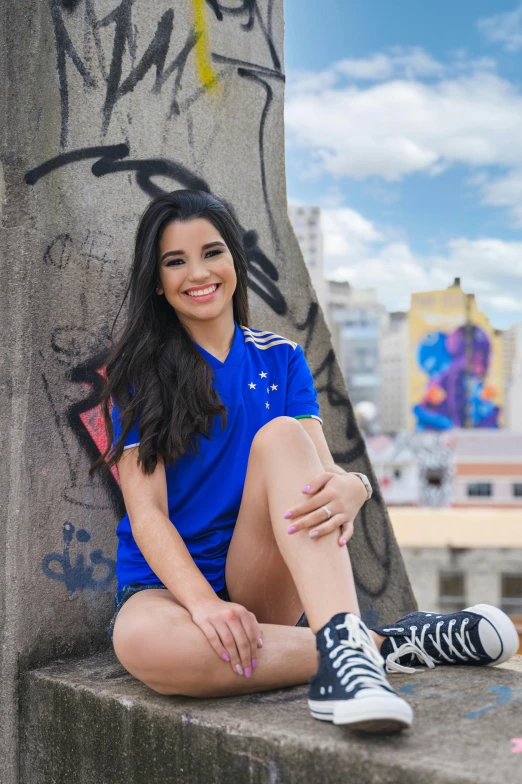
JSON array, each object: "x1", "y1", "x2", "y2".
[{"x1": 288, "y1": 205, "x2": 326, "y2": 311}]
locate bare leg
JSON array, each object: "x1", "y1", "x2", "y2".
[
  {"x1": 227, "y1": 417, "x2": 379, "y2": 635},
  {"x1": 113, "y1": 417, "x2": 385, "y2": 697},
  {"x1": 113, "y1": 589, "x2": 319, "y2": 697}
]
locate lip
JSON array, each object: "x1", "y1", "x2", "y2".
[{"x1": 183, "y1": 282, "x2": 221, "y2": 302}]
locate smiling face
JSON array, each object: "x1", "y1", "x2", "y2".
[{"x1": 157, "y1": 217, "x2": 237, "y2": 328}]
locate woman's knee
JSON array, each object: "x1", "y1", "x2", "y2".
[
  {"x1": 112, "y1": 598, "x2": 198, "y2": 695},
  {"x1": 251, "y1": 416, "x2": 306, "y2": 453}
]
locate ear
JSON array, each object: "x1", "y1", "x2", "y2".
[{"x1": 156, "y1": 283, "x2": 164, "y2": 295}]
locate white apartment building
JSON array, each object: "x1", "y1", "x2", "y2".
[
  {"x1": 380, "y1": 312, "x2": 409, "y2": 434},
  {"x1": 325, "y1": 280, "x2": 388, "y2": 417},
  {"x1": 288, "y1": 204, "x2": 326, "y2": 311},
  {"x1": 504, "y1": 322, "x2": 522, "y2": 431}
]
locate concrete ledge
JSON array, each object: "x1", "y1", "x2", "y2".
[{"x1": 21, "y1": 651, "x2": 522, "y2": 784}]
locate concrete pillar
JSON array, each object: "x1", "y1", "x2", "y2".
[{"x1": 0, "y1": 2, "x2": 416, "y2": 779}]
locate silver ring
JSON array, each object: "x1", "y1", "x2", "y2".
[{"x1": 321, "y1": 505, "x2": 332, "y2": 520}]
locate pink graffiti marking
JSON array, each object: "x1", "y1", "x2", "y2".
[
  {"x1": 510, "y1": 738, "x2": 522, "y2": 754},
  {"x1": 79, "y1": 367, "x2": 120, "y2": 485}
]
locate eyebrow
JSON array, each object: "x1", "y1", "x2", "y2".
[{"x1": 160, "y1": 241, "x2": 226, "y2": 263}]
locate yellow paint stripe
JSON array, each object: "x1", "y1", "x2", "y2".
[{"x1": 192, "y1": 0, "x2": 219, "y2": 91}]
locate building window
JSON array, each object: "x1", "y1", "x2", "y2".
[
  {"x1": 513, "y1": 483, "x2": 522, "y2": 497},
  {"x1": 467, "y1": 482, "x2": 492, "y2": 497},
  {"x1": 425, "y1": 468, "x2": 444, "y2": 487},
  {"x1": 501, "y1": 573, "x2": 522, "y2": 615},
  {"x1": 439, "y1": 571, "x2": 466, "y2": 613}
]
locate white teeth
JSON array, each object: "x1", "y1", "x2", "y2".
[{"x1": 186, "y1": 284, "x2": 218, "y2": 298}]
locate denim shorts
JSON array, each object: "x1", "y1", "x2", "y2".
[{"x1": 107, "y1": 581, "x2": 308, "y2": 640}]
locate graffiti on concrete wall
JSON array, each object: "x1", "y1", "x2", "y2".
[{"x1": 42, "y1": 522, "x2": 116, "y2": 594}]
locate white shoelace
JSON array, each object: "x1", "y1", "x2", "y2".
[
  {"x1": 384, "y1": 617, "x2": 480, "y2": 674},
  {"x1": 324, "y1": 614, "x2": 392, "y2": 694}
]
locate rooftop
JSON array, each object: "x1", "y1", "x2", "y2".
[{"x1": 389, "y1": 506, "x2": 522, "y2": 548}]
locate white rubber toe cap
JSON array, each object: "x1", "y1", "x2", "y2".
[{"x1": 464, "y1": 604, "x2": 520, "y2": 664}]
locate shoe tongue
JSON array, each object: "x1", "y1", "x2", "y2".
[{"x1": 316, "y1": 612, "x2": 365, "y2": 652}]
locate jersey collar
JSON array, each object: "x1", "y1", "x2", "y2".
[{"x1": 192, "y1": 320, "x2": 245, "y2": 369}]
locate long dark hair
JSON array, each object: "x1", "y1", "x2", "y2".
[{"x1": 91, "y1": 189, "x2": 250, "y2": 476}]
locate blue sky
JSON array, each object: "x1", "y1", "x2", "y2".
[{"x1": 284, "y1": 1, "x2": 522, "y2": 329}]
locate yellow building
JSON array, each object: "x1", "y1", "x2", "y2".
[{"x1": 408, "y1": 279, "x2": 504, "y2": 431}]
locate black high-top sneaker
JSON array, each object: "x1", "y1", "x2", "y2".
[
  {"x1": 371, "y1": 604, "x2": 520, "y2": 674},
  {"x1": 309, "y1": 612, "x2": 413, "y2": 732}
]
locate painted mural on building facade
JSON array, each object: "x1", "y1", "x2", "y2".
[{"x1": 409, "y1": 285, "x2": 503, "y2": 431}]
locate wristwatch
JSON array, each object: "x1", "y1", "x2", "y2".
[{"x1": 350, "y1": 472, "x2": 372, "y2": 501}]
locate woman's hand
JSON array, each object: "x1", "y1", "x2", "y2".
[
  {"x1": 285, "y1": 472, "x2": 368, "y2": 547},
  {"x1": 190, "y1": 598, "x2": 263, "y2": 678}
]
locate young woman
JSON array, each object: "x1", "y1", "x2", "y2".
[{"x1": 96, "y1": 189, "x2": 519, "y2": 733}]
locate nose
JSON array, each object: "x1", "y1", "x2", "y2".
[{"x1": 186, "y1": 260, "x2": 212, "y2": 282}]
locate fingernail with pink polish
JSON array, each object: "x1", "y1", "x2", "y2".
[
  {"x1": 284, "y1": 511, "x2": 293, "y2": 519},
  {"x1": 287, "y1": 525, "x2": 297, "y2": 534},
  {"x1": 244, "y1": 667, "x2": 252, "y2": 678},
  {"x1": 252, "y1": 658, "x2": 257, "y2": 669},
  {"x1": 258, "y1": 637, "x2": 263, "y2": 647},
  {"x1": 303, "y1": 485, "x2": 311, "y2": 493},
  {"x1": 222, "y1": 652, "x2": 230, "y2": 662}
]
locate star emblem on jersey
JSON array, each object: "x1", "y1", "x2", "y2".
[{"x1": 249, "y1": 372, "x2": 278, "y2": 413}]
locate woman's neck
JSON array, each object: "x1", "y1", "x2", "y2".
[{"x1": 181, "y1": 313, "x2": 236, "y2": 360}]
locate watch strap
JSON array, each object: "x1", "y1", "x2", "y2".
[{"x1": 350, "y1": 472, "x2": 372, "y2": 500}]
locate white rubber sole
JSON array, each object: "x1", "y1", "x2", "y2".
[
  {"x1": 309, "y1": 695, "x2": 413, "y2": 733},
  {"x1": 463, "y1": 603, "x2": 520, "y2": 665}
]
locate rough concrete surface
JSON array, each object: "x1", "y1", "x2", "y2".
[
  {"x1": 21, "y1": 651, "x2": 522, "y2": 784},
  {"x1": 1, "y1": 1, "x2": 417, "y2": 781}
]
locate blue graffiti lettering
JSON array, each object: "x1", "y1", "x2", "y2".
[{"x1": 42, "y1": 521, "x2": 115, "y2": 594}]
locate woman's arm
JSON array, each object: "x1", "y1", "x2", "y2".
[{"x1": 117, "y1": 447, "x2": 217, "y2": 611}]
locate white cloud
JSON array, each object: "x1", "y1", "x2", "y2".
[
  {"x1": 287, "y1": 47, "x2": 496, "y2": 96},
  {"x1": 336, "y1": 47, "x2": 444, "y2": 81},
  {"x1": 477, "y1": 168, "x2": 522, "y2": 226},
  {"x1": 286, "y1": 68, "x2": 522, "y2": 182},
  {"x1": 285, "y1": 48, "x2": 522, "y2": 222},
  {"x1": 321, "y1": 207, "x2": 522, "y2": 329},
  {"x1": 478, "y1": 5, "x2": 522, "y2": 52}
]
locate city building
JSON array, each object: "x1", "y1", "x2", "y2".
[
  {"x1": 503, "y1": 322, "x2": 522, "y2": 431},
  {"x1": 288, "y1": 204, "x2": 326, "y2": 311},
  {"x1": 390, "y1": 506, "x2": 522, "y2": 652},
  {"x1": 453, "y1": 430, "x2": 522, "y2": 507},
  {"x1": 367, "y1": 429, "x2": 522, "y2": 507},
  {"x1": 408, "y1": 278, "x2": 504, "y2": 432},
  {"x1": 366, "y1": 431, "x2": 455, "y2": 507},
  {"x1": 325, "y1": 280, "x2": 388, "y2": 416},
  {"x1": 380, "y1": 312, "x2": 409, "y2": 434}
]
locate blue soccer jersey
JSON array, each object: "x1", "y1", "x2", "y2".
[{"x1": 111, "y1": 321, "x2": 322, "y2": 592}]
